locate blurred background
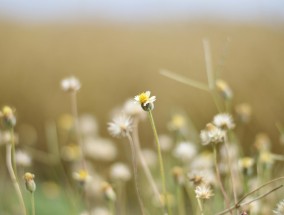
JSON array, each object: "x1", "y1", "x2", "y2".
[
  {"x1": 1, "y1": 0, "x2": 284, "y2": 214},
  {"x1": 1, "y1": 1, "x2": 284, "y2": 149}
]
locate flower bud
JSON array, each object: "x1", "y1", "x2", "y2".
[
  {"x1": 0, "y1": 106, "x2": 16, "y2": 129},
  {"x1": 24, "y1": 172, "x2": 36, "y2": 193}
]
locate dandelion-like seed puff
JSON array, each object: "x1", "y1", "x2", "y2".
[{"x1": 108, "y1": 114, "x2": 132, "y2": 138}]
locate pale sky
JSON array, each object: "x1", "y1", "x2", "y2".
[{"x1": 0, "y1": 0, "x2": 284, "y2": 24}]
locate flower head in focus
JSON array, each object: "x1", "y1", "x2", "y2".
[
  {"x1": 134, "y1": 91, "x2": 156, "y2": 111},
  {"x1": 24, "y1": 172, "x2": 36, "y2": 193}
]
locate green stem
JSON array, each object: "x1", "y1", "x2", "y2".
[
  {"x1": 176, "y1": 185, "x2": 186, "y2": 215},
  {"x1": 148, "y1": 111, "x2": 171, "y2": 215},
  {"x1": 6, "y1": 144, "x2": 27, "y2": 215},
  {"x1": 108, "y1": 200, "x2": 115, "y2": 215},
  {"x1": 10, "y1": 128, "x2": 18, "y2": 178},
  {"x1": 31, "y1": 192, "x2": 35, "y2": 215}
]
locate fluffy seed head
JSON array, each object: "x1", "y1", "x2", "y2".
[
  {"x1": 213, "y1": 113, "x2": 235, "y2": 130},
  {"x1": 61, "y1": 76, "x2": 81, "y2": 92},
  {"x1": 273, "y1": 200, "x2": 284, "y2": 214},
  {"x1": 195, "y1": 184, "x2": 214, "y2": 200},
  {"x1": 108, "y1": 114, "x2": 132, "y2": 138}
]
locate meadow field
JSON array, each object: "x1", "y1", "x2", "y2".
[{"x1": 1, "y1": 20, "x2": 284, "y2": 214}]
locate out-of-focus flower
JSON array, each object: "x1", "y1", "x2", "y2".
[
  {"x1": 254, "y1": 133, "x2": 271, "y2": 151},
  {"x1": 259, "y1": 151, "x2": 274, "y2": 167},
  {"x1": 0, "y1": 106, "x2": 16, "y2": 128},
  {"x1": 83, "y1": 137, "x2": 117, "y2": 162},
  {"x1": 15, "y1": 150, "x2": 32, "y2": 167},
  {"x1": 190, "y1": 151, "x2": 214, "y2": 170},
  {"x1": 213, "y1": 113, "x2": 235, "y2": 130},
  {"x1": 195, "y1": 184, "x2": 214, "y2": 200},
  {"x1": 61, "y1": 143, "x2": 81, "y2": 162},
  {"x1": 92, "y1": 207, "x2": 110, "y2": 215},
  {"x1": 101, "y1": 182, "x2": 116, "y2": 202},
  {"x1": 172, "y1": 166, "x2": 185, "y2": 185},
  {"x1": 108, "y1": 114, "x2": 132, "y2": 138},
  {"x1": 140, "y1": 149, "x2": 157, "y2": 168},
  {"x1": 168, "y1": 114, "x2": 186, "y2": 132},
  {"x1": 238, "y1": 157, "x2": 254, "y2": 175},
  {"x1": 158, "y1": 134, "x2": 173, "y2": 152},
  {"x1": 79, "y1": 114, "x2": 98, "y2": 136},
  {"x1": 24, "y1": 172, "x2": 36, "y2": 193},
  {"x1": 173, "y1": 141, "x2": 197, "y2": 162},
  {"x1": 188, "y1": 169, "x2": 217, "y2": 187},
  {"x1": 215, "y1": 79, "x2": 233, "y2": 100},
  {"x1": 61, "y1": 76, "x2": 81, "y2": 92},
  {"x1": 235, "y1": 103, "x2": 252, "y2": 124},
  {"x1": 41, "y1": 181, "x2": 60, "y2": 199},
  {"x1": 110, "y1": 162, "x2": 131, "y2": 182},
  {"x1": 72, "y1": 169, "x2": 92, "y2": 185},
  {"x1": 123, "y1": 99, "x2": 146, "y2": 119},
  {"x1": 57, "y1": 114, "x2": 74, "y2": 131},
  {"x1": 200, "y1": 123, "x2": 225, "y2": 145},
  {"x1": 273, "y1": 199, "x2": 284, "y2": 215},
  {"x1": 134, "y1": 91, "x2": 156, "y2": 111}
]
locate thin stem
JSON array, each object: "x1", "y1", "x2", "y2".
[
  {"x1": 213, "y1": 145, "x2": 231, "y2": 214},
  {"x1": 127, "y1": 133, "x2": 145, "y2": 215},
  {"x1": 10, "y1": 128, "x2": 18, "y2": 178},
  {"x1": 31, "y1": 192, "x2": 35, "y2": 215},
  {"x1": 70, "y1": 91, "x2": 86, "y2": 170},
  {"x1": 216, "y1": 185, "x2": 283, "y2": 215},
  {"x1": 148, "y1": 110, "x2": 171, "y2": 215},
  {"x1": 203, "y1": 38, "x2": 215, "y2": 90},
  {"x1": 197, "y1": 198, "x2": 204, "y2": 215},
  {"x1": 6, "y1": 144, "x2": 27, "y2": 215}
]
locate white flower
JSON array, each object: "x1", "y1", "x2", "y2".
[
  {"x1": 195, "y1": 184, "x2": 214, "y2": 200},
  {"x1": 61, "y1": 76, "x2": 81, "y2": 92},
  {"x1": 15, "y1": 150, "x2": 32, "y2": 167},
  {"x1": 213, "y1": 113, "x2": 235, "y2": 130},
  {"x1": 134, "y1": 91, "x2": 156, "y2": 110},
  {"x1": 108, "y1": 114, "x2": 132, "y2": 138},
  {"x1": 274, "y1": 200, "x2": 284, "y2": 214},
  {"x1": 83, "y1": 137, "x2": 117, "y2": 162},
  {"x1": 110, "y1": 162, "x2": 131, "y2": 182},
  {"x1": 200, "y1": 123, "x2": 225, "y2": 145},
  {"x1": 158, "y1": 134, "x2": 173, "y2": 152},
  {"x1": 173, "y1": 141, "x2": 197, "y2": 162},
  {"x1": 92, "y1": 207, "x2": 110, "y2": 215},
  {"x1": 79, "y1": 114, "x2": 98, "y2": 136}
]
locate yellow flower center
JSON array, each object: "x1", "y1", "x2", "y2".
[
  {"x1": 24, "y1": 172, "x2": 35, "y2": 181},
  {"x1": 78, "y1": 170, "x2": 89, "y2": 180},
  {"x1": 138, "y1": 93, "x2": 149, "y2": 104},
  {"x1": 2, "y1": 106, "x2": 13, "y2": 116}
]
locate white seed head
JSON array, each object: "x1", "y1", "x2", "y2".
[
  {"x1": 274, "y1": 200, "x2": 284, "y2": 215},
  {"x1": 195, "y1": 184, "x2": 214, "y2": 200},
  {"x1": 123, "y1": 99, "x2": 146, "y2": 119},
  {"x1": 213, "y1": 113, "x2": 235, "y2": 130},
  {"x1": 200, "y1": 123, "x2": 225, "y2": 145},
  {"x1": 15, "y1": 150, "x2": 32, "y2": 167},
  {"x1": 158, "y1": 134, "x2": 173, "y2": 152},
  {"x1": 79, "y1": 114, "x2": 99, "y2": 136}
]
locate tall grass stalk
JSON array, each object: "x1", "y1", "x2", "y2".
[
  {"x1": 148, "y1": 110, "x2": 171, "y2": 215},
  {"x1": 31, "y1": 192, "x2": 35, "y2": 215}
]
